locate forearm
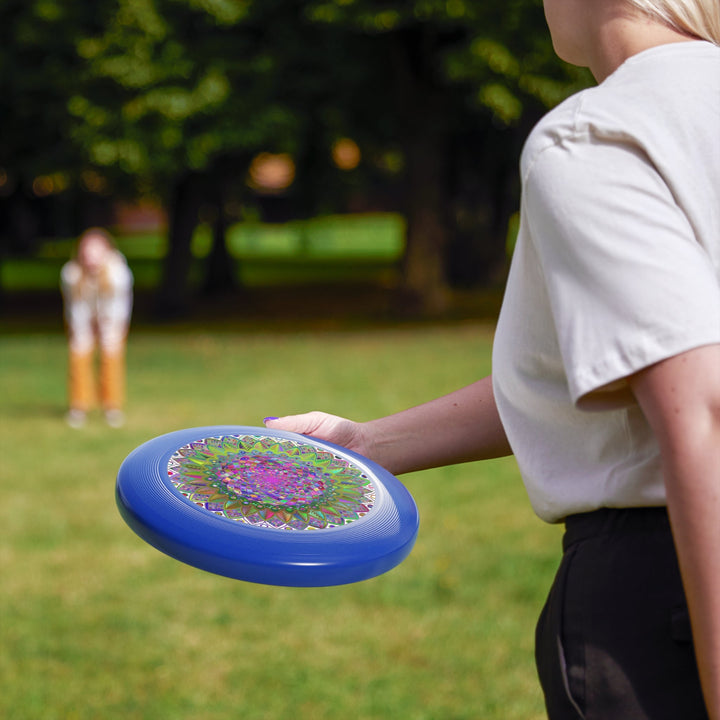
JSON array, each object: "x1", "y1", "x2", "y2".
[
  {"x1": 664, "y1": 441, "x2": 720, "y2": 719},
  {"x1": 631, "y1": 344, "x2": 720, "y2": 718},
  {"x1": 360, "y1": 375, "x2": 512, "y2": 475}
]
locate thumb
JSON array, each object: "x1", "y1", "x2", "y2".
[{"x1": 263, "y1": 411, "x2": 329, "y2": 436}]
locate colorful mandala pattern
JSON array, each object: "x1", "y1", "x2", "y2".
[{"x1": 167, "y1": 434, "x2": 376, "y2": 531}]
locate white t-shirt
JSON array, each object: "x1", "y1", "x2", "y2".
[
  {"x1": 61, "y1": 250, "x2": 134, "y2": 353},
  {"x1": 492, "y1": 41, "x2": 720, "y2": 523}
]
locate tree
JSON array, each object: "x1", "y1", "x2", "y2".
[
  {"x1": 69, "y1": 0, "x2": 369, "y2": 315},
  {"x1": 0, "y1": 0, "x2": 97, "y2": 256},
  {"x1": 303, "y1": 0, "x2": 592, "y2": 312},
  {"x1": 0, "y1": 0, "x2": 592, "y2": 315}
]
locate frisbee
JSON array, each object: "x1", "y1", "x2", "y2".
[{"x1": 115, "y1": 426, "x2": 419, "y2": 587}]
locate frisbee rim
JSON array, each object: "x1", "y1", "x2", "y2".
[{"x1": 116, "y1": 425, "x2": 419, "y2": 586}]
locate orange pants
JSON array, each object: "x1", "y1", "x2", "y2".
[{"x1": 68, "y1": 346, "x2": 126, "y2": 412}]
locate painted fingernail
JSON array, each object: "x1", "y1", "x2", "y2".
[{"x1": 263, "y1": 416, "x2": 278, "y2": 424}]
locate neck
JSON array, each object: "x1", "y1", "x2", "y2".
[{"x1": 589, "y1": 9, "x2": 697, "y2": 82}]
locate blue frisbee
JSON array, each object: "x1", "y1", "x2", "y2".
[{"x1": 116, "y1": 426, "x2": 419, "y2": 587}]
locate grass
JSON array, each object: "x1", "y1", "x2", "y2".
[{"x1": 0, "y1": 322, "x2": 561, "y2": 719}]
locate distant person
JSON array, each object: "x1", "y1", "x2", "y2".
[{"x1": 61, "y1": 228, "x2": 133, "y2": 428}]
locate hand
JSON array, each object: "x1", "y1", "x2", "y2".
[
  {"x1": 263, "y1": 376, "x2": 510, "y2": 476},
  {"x1": 264, "y1": 412, "x2": 371, "y2": 457}
]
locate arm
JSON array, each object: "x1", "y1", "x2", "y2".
[
  {"x1": 630, "y1": 344, "x2": 720, "y2": 719},
  {"x1": 265, "y1": 375, "x2": 512, "y2": 475}
]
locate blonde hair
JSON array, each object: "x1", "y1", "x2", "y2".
[{"x1": 627, "y1": 0, "x2": 720, "y2": 44}]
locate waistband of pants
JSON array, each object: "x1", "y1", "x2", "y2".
[{"x1": 563, "y1": 506, "x2": 670, "y2": 552}]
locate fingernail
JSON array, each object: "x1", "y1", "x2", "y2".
[{"x1": 263, "y1": 416, "x2": 278, "y2": 424}]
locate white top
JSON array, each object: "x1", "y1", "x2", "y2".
[
  {"x1": 61, "y1": 250, "x2": 133, "y2": 353},
  {"x1": 492, "y1": 42, "x2": 720, "y2": 523}
]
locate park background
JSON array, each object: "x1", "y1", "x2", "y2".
[{"x1": 0, "y1": 1, "x2": 593, "y2": 718}]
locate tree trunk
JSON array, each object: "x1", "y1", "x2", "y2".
[
  {"x1": 445, "y1": 109, "x2": 544, "y2": 288},
  {"x1": 445, "y1": 123, "x2": 520, "y2": 288},
  {"x1": 392, "y1": 28, "x2": 451, "y2": 316},
  {"x1": 156, "y1": 172, "x2": 203, "y2": 319},
  {"x1": 402, "y1": 130, "x2": 450, "y2": 314},
  {"x1": 202, "y1": 182, "x2": 237, "y2": 296}
]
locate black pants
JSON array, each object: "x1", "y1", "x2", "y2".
[{"x1": 535, "y1": 507, "x2": 708, "y2": 719}]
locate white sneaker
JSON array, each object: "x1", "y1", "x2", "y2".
[
  {"x1": 104, "y1": 409, "x2": 125, "y2": 428},
  {"x1": 66, "y1": 409, "x2": 87, "y2": 429}
]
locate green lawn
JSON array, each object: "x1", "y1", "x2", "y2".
[
  {"x1": 1, "y1": 213, "x2": 406, "y2": 291},
  {"x1": 0, "y1": 323, "x2": 560, "y2": 719}
]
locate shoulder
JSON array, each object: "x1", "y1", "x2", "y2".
[
  {"x1": 61, "y1": 260, "x2": 82, "y2": 287},
  {"x1": 520, "y1": 73, "x2": 643, "y2": 182},
  {"x1": 95, "y1": 251, "x2": 134, "y2": 296},
  {"x1": 105, "y1": 251, "x2": 133, "y2": 285},
  {"x1": 522, "y1": 41, "x2": 720, "y2": 183},
  {"x1": 520, "y1": 91, "x2": 588, "y2": 181}
]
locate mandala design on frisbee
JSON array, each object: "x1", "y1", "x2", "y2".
[{"x1": 167, "y1": 434, "x2": 376, "y2": 530}]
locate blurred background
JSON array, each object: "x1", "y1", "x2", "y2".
[
  {"x1": 0, "y1": 1, "x2": 590, "y2": 718},
  {"x1": 0, "y1": 0, "x2": 591, "y2": 325}
]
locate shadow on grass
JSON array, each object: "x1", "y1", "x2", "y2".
[{"x1": 1, "y1": 402, "x2": 68, "y2": 421}]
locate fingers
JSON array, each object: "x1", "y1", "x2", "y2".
[{"x1": 263, "y1": 412, "x2": 362, "y2": 453}]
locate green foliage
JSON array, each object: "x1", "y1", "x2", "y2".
[
  {"x1": 303, "y1": 0, "x2": 592, "y2": 125},
  {"x1": 0, "y1": 0, "x2": 593, "y2": 303},
  {"x1": 67, "y1": 0, "x2": 303, "y2": 184},
  {"x1": 0, "y1": 0, "x2": 591, "y2": 194},
  {"x1": 0, "y1": 1, "x2": 88, "y2": 177},
  {"x1": 0, "y1": 326, "x2": 561, "y2": 719}
]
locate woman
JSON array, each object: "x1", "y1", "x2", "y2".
[
  {"x1": 266, "y1": 1, "x2": 720, "y2": 717},
  {"x1": 61, "y1": 228, "x2": 133, "y2": 428}
]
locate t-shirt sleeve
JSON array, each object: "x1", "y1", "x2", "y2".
[{"x1": 524, "y1": 135, "x2": 720, "y2": 407}]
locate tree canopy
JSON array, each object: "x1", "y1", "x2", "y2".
[{"x1": 0, "y1": 0, "x2": 593, "y2": 314}]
